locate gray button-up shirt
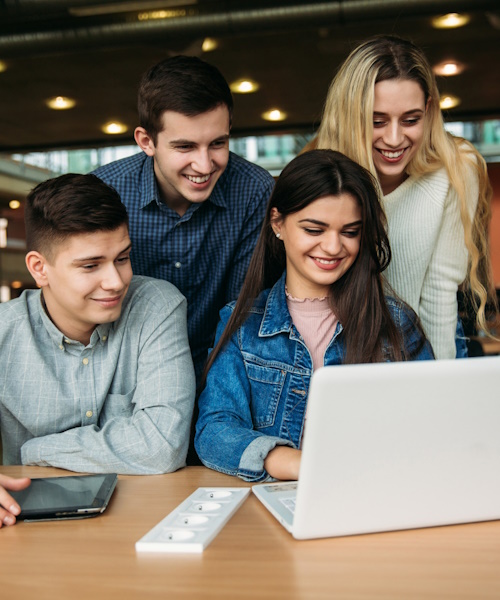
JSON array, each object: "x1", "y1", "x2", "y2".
[{"x1": 0, "y1": 276, "x2": 195, "y2": 474}]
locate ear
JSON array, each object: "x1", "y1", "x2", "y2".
[
  {"x1": 134, "y1": 127, "x2": 156, "y2": 156},
  {"x1": 25, "y1": 251, "x2": 50, "y2": 288},
  {"x1": 270, "y1": 207, "x2": 283, "y2": 237}
]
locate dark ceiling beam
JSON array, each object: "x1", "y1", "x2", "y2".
[
  {"x1": 0, "y1": 0, "x2": 498, "y2": 57},
  {"x1": 1, "y1": 0, "x2": 129, "y2": 13}
]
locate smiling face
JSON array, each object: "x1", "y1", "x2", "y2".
[
  {"x1": 28, "y1": 225, "x2": 133, "y2": 345},
  {"x1": 136, "y1": 105, "x2": 230, "y2": 216},
  {"x1": 271, "y1": 194, "x2": 362, "y2": 299},
  {"x1": 372, "y1": 78, "x2": 427, "y2": 195}
]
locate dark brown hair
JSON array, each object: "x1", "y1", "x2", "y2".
[
  {"x1": 25, "y1": 173, "x2": 128, "y2": 260},
  {"x1": 138, "y1": 55, "x2": 233, "y2": 144},
  {"x1": 202, "y1": 150, "x2": 425, "y2": 387}
]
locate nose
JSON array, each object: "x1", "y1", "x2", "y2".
[
  {"x1": 101, "y1": 264, "x2": 126, "y2": 292},
  {"x1": 383, "y1": 120, "x2": 404, "y2": 148},
  {"x1": 192, "y1": 148, "x2": 213, "y2": 174},
  {"x1": 321, "y1": 232, "x2": 342, "y2": 256}
]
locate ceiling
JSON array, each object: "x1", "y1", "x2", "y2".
[{"x1": 0, "y1": 0, "x2": 499, "y2": 155}]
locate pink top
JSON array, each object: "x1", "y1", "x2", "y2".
[{"x1": 285, "y1": 291, "x2": 338, "y2": 371}]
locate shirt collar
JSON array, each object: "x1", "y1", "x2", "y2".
[
  {"x1": 138, "y1": 152, "x2": 231, "y2": 211},
  {"x1": 259, "y1": 272, "x2": 294, "y2": 336},
  {"x1": 139, "y1": 155, "x2": 160, "y2": 209},
  {"x1": 38, "y1": 291, "x2": 112, "y2": 349}
]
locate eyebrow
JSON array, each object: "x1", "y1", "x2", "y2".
[
  {"x1": 169, "y1": 134, "x2": 230, "y2": 146},
  {"x1": 298, "y1": 219, "x2": 362, "y2": 228},
  {"x1": 373, "y1": 109, "x2": 425, "y2": 116},
  {"x1": 72, "y1": 243, "x2": 132, "y2": 264}
]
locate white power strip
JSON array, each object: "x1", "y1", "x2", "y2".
[{"x1": 135, "y1": 487, "x2": 251, "y2": 553}]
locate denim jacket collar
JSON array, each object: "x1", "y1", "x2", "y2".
[
  {"x1": 259, "y1": 271, "x2": 345, "y2": 347},
  {"x1": 259, "y1": 272, "x2": 293, "y2": 337}
]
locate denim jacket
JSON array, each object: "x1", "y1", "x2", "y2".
[{"x1": 195, "y1": 272, "x2": 434, "y2": 482}]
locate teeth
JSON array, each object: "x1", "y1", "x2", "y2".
[
  {"x1": 186, "y1": 174, "x2": 211, "y2": 183},
  {"x1": 380, "y1": 149, "x2": 405, "y2": 159},
  {"x1": 316, "y1": 258, "x2": 338, "y2": 264}
]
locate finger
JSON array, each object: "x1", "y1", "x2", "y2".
[{"x1": 0, "y1": 479, "x2": 30, "y2": 517}]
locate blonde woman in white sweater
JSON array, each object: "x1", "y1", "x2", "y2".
[{"x1": 314, "y1": 35, "x2": 496, "y2": 359}]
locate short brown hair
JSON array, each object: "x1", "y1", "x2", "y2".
[
  {"x1": 25, "y1": 173, "x2": 128, "y2": 260},
  {"x1": 138, "y1": 55, "x2": 233, "y2": 144}
]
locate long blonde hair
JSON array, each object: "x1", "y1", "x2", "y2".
[{"x1": 316, "y1": 35, "x2": 497, "y2": 334}]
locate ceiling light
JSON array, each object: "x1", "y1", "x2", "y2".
[
  {"x1": 102, "y1": 121, "x2": 128, "y2": 135},
  {"x1": 138, "y1": 9, "x2": 186, "y2": 20},
  {"x1": 432, "y1": 13, "x2": 471, "y2": 29},
  {"x1": 0, "y1": 61, "x2": 7, "y2": 73},
  {"x1": 440, "y1": 95, "x2": 461, "y2": 110},
  {"x1": 70, "y1": 0, "x2": 196, "y2": 17},
  {"x1": 262, "y1": 109, "x2": 287, "y2": 122},
  {"x1": 433, "y1": 61, "x2": 465, "y2": 77},
  {"x1": 46, "y1": 96, "x2": 76, "y2": 110},
  {"x1": 230, "y1": 79, "x2": 260, "y2": 94},
  {"x1": 11, "y1": 281, "x2": 23, "y2": 289},
  {"x1": 202, "y1": 38, "x2": 218, "y2": 52},
  {"x1": 9, "y1": 200, "x2": 21, "y2": 209}
]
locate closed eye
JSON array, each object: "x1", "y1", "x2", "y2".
[
  {"x1": 342, "y1": 229, "x2": 361, "y2": 238},
  {"x1": 303, "y1": 227, "x2": 324, "y2": 235},
  {"x1": 402, "y1": 117, "x2": 421, "y2": 126},
  {"x1": 211, "y1": 139, "x2": 227, "y2": 148}
]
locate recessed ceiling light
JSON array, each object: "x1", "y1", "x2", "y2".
[
  {"x1": 202, "y1": 38, "x2": 218, "y2": 52},
  {"x1": 46, "y1": 96, "x2": 76, "y2": 110},
  {"x1": 138, "y1": 9, "x2": 186, "y2": 20},
  {"x1": 102, "y1": 121, "x2": 128, "y2": 135},
  {"x1": 230, "y1": 79, "x2": 260, "y2": 94},
  {"x1": 0, "y1": 61, "x2": 7, "y2": 73},
  {"x1": 440, "y1": 95, "x2": 461, "y2": 110},
  {"x1": 70, "y1": 0, "x2": 197, "y2": 17},
  {"x1": 432, "y1": 13, "x2": 470, "y2": 29},
  {"x1": 9, "y1": 200, "x2": 21, "y2": 209},
  {"x1": 262, "y1": 109, "x2": 287, "y2": 122},
  {"x1": 433, "y1": 61, "x2": 465, "y2": 77}
]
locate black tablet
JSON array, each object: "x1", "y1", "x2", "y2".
[{"x1": 10, "y1": 473, "x2": 118, "y2": 522}]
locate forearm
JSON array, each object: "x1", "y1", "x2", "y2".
[{"x1": 21, "y1": 405, "x2": 192, "y2": 474}]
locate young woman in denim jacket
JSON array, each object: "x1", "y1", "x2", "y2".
[{"x1": 195, "y1": 150, "x2": 433, "y2": 482}]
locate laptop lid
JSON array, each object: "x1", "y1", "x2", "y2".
[{"x1": 292, "y1": 356, "x2": 500, "y2": 540}]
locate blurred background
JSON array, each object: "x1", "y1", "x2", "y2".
[{"x1": 0, "y1": 0, "x2": 499, "y2": 301}]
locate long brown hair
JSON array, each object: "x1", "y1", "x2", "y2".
[{"x1": 202, "y1": 150, "x2": 423, "y2": 387}]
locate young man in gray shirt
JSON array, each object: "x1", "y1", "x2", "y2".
[{"x1": 0, "y1": 173, "x2": 195, "y2": 527}]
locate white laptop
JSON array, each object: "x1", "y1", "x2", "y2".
[{"x1": 252, "y1": 356, "x2": 500, "y2": 540}]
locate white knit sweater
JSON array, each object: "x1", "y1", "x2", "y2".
[{"x1": 382, "y1": 166, "x2": 477, "y2": 359}]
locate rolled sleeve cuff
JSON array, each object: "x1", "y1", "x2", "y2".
[
  {"x1": 21, "y1": 438, "x2": 49, "y2": 467},
  {"x1": 238, "y1": 436, "x2": 294, "y2": 482}
]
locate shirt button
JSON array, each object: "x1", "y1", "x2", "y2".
[
  {"x1": 86, "y1": 410, "x2": 93, "y2": 418},
  {"x1": 174, "y1": 261, "x2": 182, "y2": 269},
  {"x1": 59, "y1": 344, "x2": 64, "y2": 350},
  {"x1": 82, "y1": 358, "x2": 89, "y2": 365},
  {"x1": 102, "y1": 336, "x2": 107, "y2": 342}
]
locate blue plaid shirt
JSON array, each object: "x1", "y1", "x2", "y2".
[{"x1": 93, "y1": 151, "x2": 274, "y2": 378}]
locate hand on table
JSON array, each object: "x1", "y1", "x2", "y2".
[
  {"x1": 264, "y1": 447, "x2": 302, "y2": 481},
  {"x1": 0, "y1": 474, "x2": 31, "y2": 528}
]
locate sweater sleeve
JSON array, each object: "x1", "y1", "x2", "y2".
[{"x1": 418, "y1": 168, "x2": 478, "y2": 359}]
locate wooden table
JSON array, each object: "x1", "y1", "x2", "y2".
[{"x1": 3, "y1": 465, "x2": 500, "y2": 599}]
